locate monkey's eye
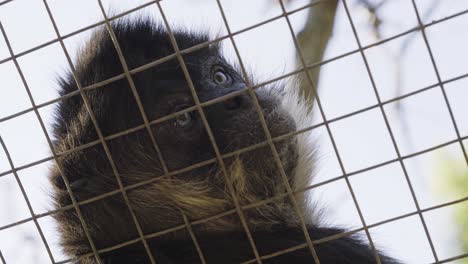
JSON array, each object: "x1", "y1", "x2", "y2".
[
  {"x1": 174, "y1": 111, "x2": 194, "y2": 127},
  {"x1": 213, "y1": 69, "x2": 229, "y2": 85}
]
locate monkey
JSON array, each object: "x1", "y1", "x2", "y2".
[{"x1": 49, "y1": 18, "x2": 401, "y2": 264}]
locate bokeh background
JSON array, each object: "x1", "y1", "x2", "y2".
[{"x1": 0, "y1": 0, "x2": 467, "y2": 263}]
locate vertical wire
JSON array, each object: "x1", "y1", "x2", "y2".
[
  {"x1": 0, "y1": 20, "x2": 103, "y2": 263},
  {"x1": 152, "y1": 1, "x2": 264, "y2": 263},
  {"x1": 213, "y1": 0, "x2": 324, "y2": 262},
  {"x1": 342, "y1": 0, "x2": 440, "y2": 261},
  {"x1": 277, "y1": 0, "x2": 383, "y2": 262}
]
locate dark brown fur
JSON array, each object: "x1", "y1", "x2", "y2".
[{"x1": 49, "y1": 19, "x2": 401, "y2": 264}]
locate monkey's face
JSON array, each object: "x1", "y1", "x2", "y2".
[
  {"x1": 122, "y1": 50, "x2": 300, "y2": 234},
  {"x1": 51, "y1": 23, "x2": 301, "y2": 251},
  {"x1": 125, "y1": 48, "x2": 300, "y2": 214},
  {"x1": 140, "y1": 51, "x2": 298, "y2": 178}
]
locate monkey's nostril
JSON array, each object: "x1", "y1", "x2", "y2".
[{"x1": 223, "y1": 96, "x2": 243, "y2": 110}]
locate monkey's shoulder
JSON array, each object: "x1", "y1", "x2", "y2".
[{"x1": 97, "y1": 226, "x2": 401, "y2": 264}]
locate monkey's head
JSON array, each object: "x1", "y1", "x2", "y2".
[{"x1": 50, "y1": 19, "x2": 314, "y2": 256}]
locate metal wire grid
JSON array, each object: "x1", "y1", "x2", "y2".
[
  {"x1": 0, "y1": 249, "x2": 5, "y2": 264},
  {"x1": 0, "y1": 0, "x2": 466, "y2": 263}
]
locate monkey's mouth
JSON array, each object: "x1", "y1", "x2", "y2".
[{"x1": 232, "y1": 108, "x2": 297, "y2": 176}]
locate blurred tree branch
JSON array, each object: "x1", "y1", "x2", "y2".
[
  {"x1": 357, "y1": 0, "x2": 386, "y2": 39},
  {"x1": 293, "y1": 0, "x2": 338, "y2": 105},
  {"x1": 386, "y1": 0, "x2": 440, "y2": 172},
  {"x1": 291, "y1": 0, "x2": 387, "y2": 105}
]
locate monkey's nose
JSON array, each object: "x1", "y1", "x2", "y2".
[{"x1": 223, "y1": 95, "x2": 244, "y2": 110}]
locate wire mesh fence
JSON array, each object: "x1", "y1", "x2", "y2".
[{"x1": 0, "y1": 0, "x2": 467, "y2": 263}]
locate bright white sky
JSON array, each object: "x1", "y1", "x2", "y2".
[{"x1": 0, "y1": 0, "x2": 468, "y2": 263}]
